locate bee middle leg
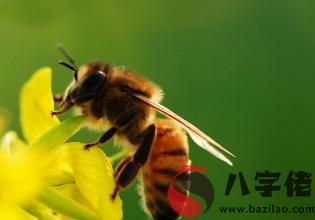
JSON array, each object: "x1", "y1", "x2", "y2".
[
  {"x1": 84, "y1": 109, "x2": 139, "y2": 150},
  {"x1": 84, "y1": 127, "x2": 117, "y2": 150},
  {"x1": 111, "y1": 124, "x2": 156, "y2": 200}
]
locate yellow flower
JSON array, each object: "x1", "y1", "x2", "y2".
[{"x1": 0, "y1": 68, "x2": 123, "y2": 220}]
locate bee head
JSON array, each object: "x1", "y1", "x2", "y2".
[{"x1": 56, "y1": 45, "x2": 107, "y2": 112}]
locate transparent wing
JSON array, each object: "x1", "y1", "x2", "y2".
[{"x1": 133, "y1": 94, "x2": 235, "y2": 166}]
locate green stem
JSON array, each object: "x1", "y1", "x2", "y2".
[
  {"x1": 109, "y1": 149, "x2": 128, "y2": 163},
  {"x1": 37, "y1": 185, "x2": 98, "y2": 220}
]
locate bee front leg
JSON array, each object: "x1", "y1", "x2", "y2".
[
  {"x1": 53, "y1": 94, "x2": 64, "y2": 103},
  {"x1": 51, "y1": 100, "x2": 73, "y2": 116},
  {"x1": 111, "y1": 124, "x2": 156, "y2": 200}
]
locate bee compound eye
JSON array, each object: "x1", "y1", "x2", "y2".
[{"x1": 82, "y1": 71, "x2": 107, "y2": 91}]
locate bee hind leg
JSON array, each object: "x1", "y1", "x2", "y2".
[
  {"x1": 114, "y1": 156, "x2": 132, "y2": 178},
  {"x1": 111, "y1": 124, "x2": 156, "y2": 200}
]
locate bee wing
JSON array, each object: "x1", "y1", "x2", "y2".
[{"x1": 133, "y1": 94, "x2": 236, "y2": 166}]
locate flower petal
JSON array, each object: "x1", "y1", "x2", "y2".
[
  {"x1": 0, "y1": 151, "x2": 41, "y2": 206},
  {"x1": 20, "y1": 67, "x2": 60, "y2": 144},
  {"x1": 0, "y1": 206, "x2": 37, "y2": 220},
  {"x1": 1, "y1": 131, "x2": 26, "y2": 155},
  {"x1": 43, "y1": 145, "x2": 73, "y2": 186},
  {"x1": 68, "y1": 143, "x2": 123, "y2": 220}
]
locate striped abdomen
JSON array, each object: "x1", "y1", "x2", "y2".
[{"x1": 140, "y1": 119, "x2": 191, "y2": 220}]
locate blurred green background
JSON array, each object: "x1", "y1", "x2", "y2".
[{"x1": 0, "y1": 0, "x2": 315, "y2": 219}]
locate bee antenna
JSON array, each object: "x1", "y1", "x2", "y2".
[
  {"x1": 56, "y1": 43, "x2": 79, "y2": 81},
  {"x1": 58, "y1": 60, "x2": 77, "y2": 72}
]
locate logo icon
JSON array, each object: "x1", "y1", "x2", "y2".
[{"x1": 167, "y1": 165, "x2": 215, "y2": 218}]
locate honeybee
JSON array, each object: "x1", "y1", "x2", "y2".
[{"x1": 52, "y1": 45, "x2": 235, "y2": 220}]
